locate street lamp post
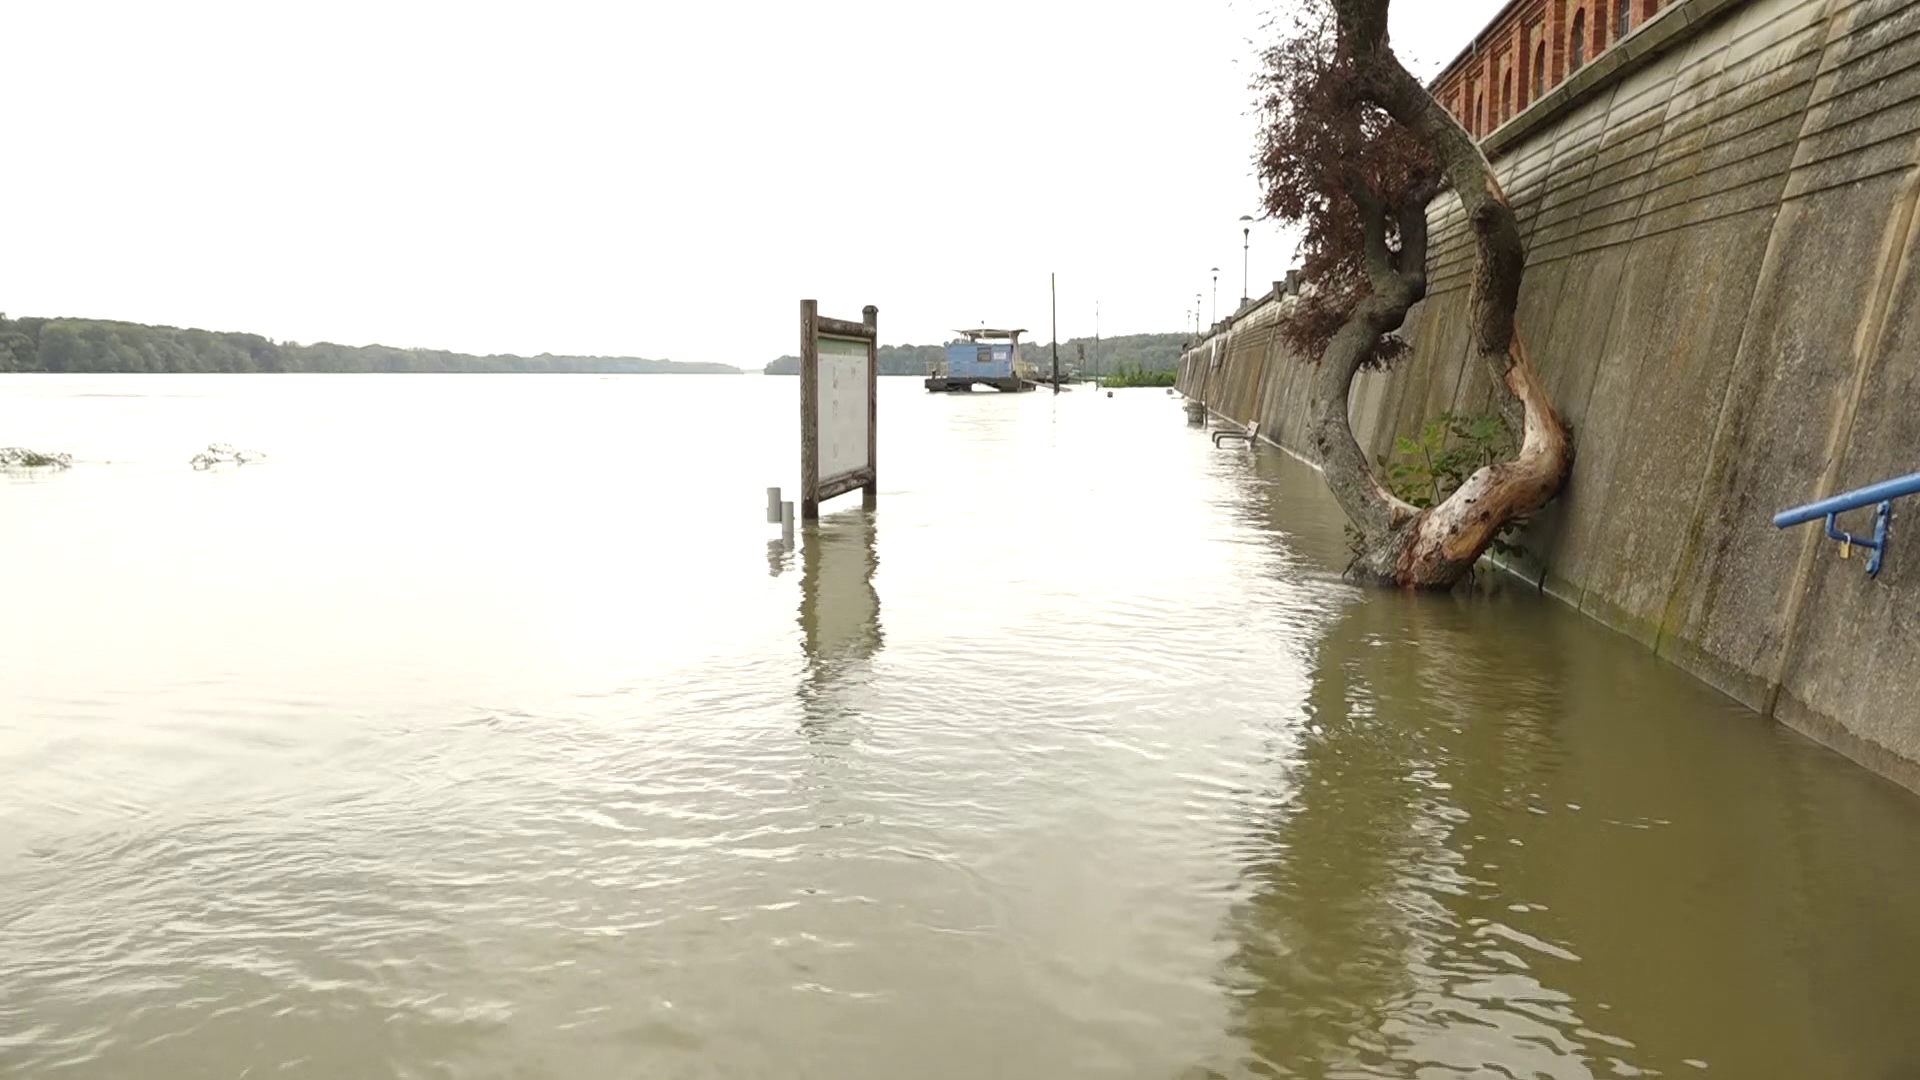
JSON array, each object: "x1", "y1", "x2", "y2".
[
  {"x1": 1239, "y1": 214, "x2": 1254, "y2": 306},
  {"x1": 1195, "y1": 293, "x2": 1202, "y2": 336},
  {"x1": 1210, "y1": 268, "x2": 1219, "y2": 326}
]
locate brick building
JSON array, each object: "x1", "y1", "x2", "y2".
[{"x1": 1431, "y1": 0, "x2": 1669, "y2": 138}]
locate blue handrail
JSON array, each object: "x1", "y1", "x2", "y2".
[
  {"x1": 1773, "y1": 470, "x2": 1919, "y2": 577},
  {"x1": 1772, "y1": 471, "x2": 1920, "y2": 526}
]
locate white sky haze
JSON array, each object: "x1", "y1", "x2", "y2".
[{"x1": 4, "y1": 0, "x2": 1506, "y2": 366}]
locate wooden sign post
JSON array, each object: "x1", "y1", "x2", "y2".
[{"x1": 799, "y1": 299, "x2": 879, "y2": 520}]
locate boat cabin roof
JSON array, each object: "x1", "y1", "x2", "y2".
[{"x1": 955, "y1": 328, "x2": 1026, "y2": 342}]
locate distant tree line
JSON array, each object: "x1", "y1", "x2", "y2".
[
  {"x1": 764, "y1": 333, "x2": 1189, "y2": 376},
  {"x1": 1067, "y1": 333, "x2": 1189, "y2": 376},
  {"x1": 0, "y1": 315, "x2": 739, "y2": 374},
  {"x1": 764, "y1": 343, "x2": 948, "y2": 376}
]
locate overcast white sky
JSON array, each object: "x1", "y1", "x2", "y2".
[{"x1": 3, "y1": 0, "x2": 1505, "y2": 366}]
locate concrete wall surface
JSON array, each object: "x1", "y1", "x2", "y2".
[{"x1": 1181, "y1": 0, "x2": 1920, "y2": 791}]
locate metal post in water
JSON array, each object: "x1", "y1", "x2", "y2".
[
  {"x1": 781, "y1": 500, "x2": 795, "y2": 542},
  {"x1": 1051, "y1": 272, "x2": 1059, "y2": 394},
  {"x1": 766, "y1": 487, "x2": 782, "y2": 524}
]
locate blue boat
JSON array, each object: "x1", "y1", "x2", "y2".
[{"x1": 924, "y1": 328, "x2": 1036, "y2": 393}]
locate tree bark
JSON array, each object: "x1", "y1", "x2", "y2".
[{"x1": 1318, "y1": 0, "x2": 1573, "y2": 589}]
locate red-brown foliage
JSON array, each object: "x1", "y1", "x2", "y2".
[{"x1": 1255, "y1": 0, "x2": 1435, "y2": 367}]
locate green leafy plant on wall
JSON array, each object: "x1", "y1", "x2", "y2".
[{"x1": 1345, "y1": 411, "x2": 1530, "y2": 575}]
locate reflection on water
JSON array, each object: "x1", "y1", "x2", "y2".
[
  {"x1": 2, "y1": 375, "x2": 1919, "y2": 1080},
  {"x1": 797, "y1": 510, "x2": 883, "y2": 736},
  {"x1": 1222, "y1": 594, "x2": 1608, "y2": 1078},
  {"x1": 768, "y1": 537, "x2": 795, "y2": 577},
  {"x1": 1216, "y1": 575, "x2": 1920, "y2": 1078}
]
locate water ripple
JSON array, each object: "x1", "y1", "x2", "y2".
[{"x1": 4, "y1": 381, "x2": 1920, "y2": 1078}]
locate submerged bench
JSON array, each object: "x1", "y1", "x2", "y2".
[{"x1": 1212, "y1": 421, "x2": 1259, "y2": 448}]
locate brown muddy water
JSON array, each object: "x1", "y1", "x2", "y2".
[{"x1": 3, "y1": 374, "x2": 1919, "y2": 1079}]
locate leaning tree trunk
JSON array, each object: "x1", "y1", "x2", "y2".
[{"x1": 1316, "y1": 0, "x2": 1574, "y2": 590}]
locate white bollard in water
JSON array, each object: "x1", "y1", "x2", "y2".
[
  {"x1": 781, "y1": 500, "x2": 795, "y2": 541},
  {"x1": 766, "y1": 487, "x2": 782, "y2": 524}
]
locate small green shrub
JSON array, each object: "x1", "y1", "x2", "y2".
[
  {"x1": 1379, "y1": 411, "x2": 1529, "y2": 559},
  {"x1": 1344, "y1": 412, "x2": 1530, "y2": 573},
  {"x1": 1102, "y1": 368, "x2": 1178, "y2": 389}
]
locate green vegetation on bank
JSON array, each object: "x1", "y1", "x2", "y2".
[
  {"x1": 0, "y1": 447, "x2": 72, "y2": 468},
  {"x1": 1101, "y1": 369, "x2": 1178, "y2": 388},
  {"x1": 0, "y1": 314, "x2": 738, "y2": 374},
  {"x1": 765, "y1": 333, "x2": 1188, "y2": 376}
]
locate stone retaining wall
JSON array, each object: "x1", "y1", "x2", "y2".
[{"x1": 1181, "y1": 0, "x2": 1920, "y2": 789}]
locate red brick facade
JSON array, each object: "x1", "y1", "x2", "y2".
[{"x1": 1430, "y1": 0, "x2": 1667, "y2": 139}]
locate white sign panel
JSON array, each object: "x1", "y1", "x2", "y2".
[{"x1": 816, "y1": 335, "x2": 870, "y2": 483}]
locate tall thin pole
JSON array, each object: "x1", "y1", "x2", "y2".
[
  {"x1": 1094, "y1": 300, "x2": 1100, "y2": 377},
  {"x1": 1211, "y1": 267, "x2": 1219, "y2": 326},
  {"x1": 1242, "y1": 228, "x2": 1251, "y2": 305},
  {"x1": 1051, "y1": 272, "x2": 1059, "y2": 394}
]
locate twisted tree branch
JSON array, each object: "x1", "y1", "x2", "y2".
[{"x1": 1274, "y1": 0, "x2": 1573, "y2": 587}]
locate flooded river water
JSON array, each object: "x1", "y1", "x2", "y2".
[{"x1": 3, "y1": 375, "x2": 1919, "y2": 1079}]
